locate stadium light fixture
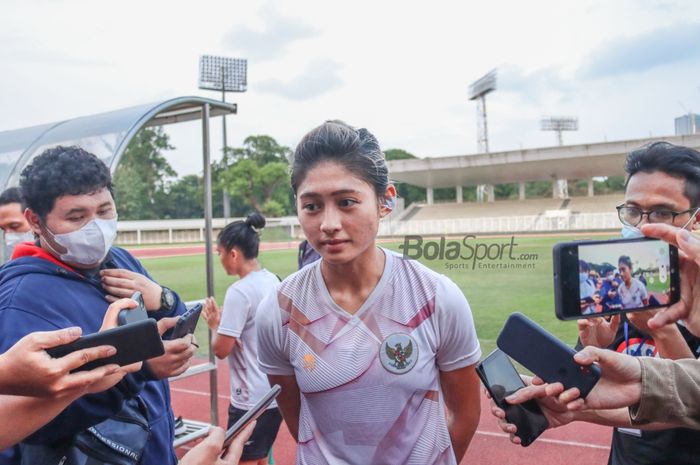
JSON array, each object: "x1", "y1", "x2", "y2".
[
  {"x1": 540, "y1": 116, "x2": 579, "y2": 146},
  {"x1": 469, "y1": 69, "x2": 497, "y2": 202},
  {"x1": 198, "y1": 55, "x2": 247, "y2": 219}
]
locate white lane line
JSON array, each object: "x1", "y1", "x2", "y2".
[
  {"x1": 171, "y1": 386, "x2": 230, "y2": 402},
  {"x1": 476, "y1": 430, "x2": 610, "y2": 450}
]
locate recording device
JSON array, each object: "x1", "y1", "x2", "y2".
[
  {"x1": 477, "y1": 349, "x2": 549, "y2": 447},
  {"x1": 117, "y1": 291, "x2": 149, "y2": 326},
  {"x1": 222, "y1": 384, "x2": 281, "y2": 451},
  {"x1": 497, "y1": 312, "x2": 601, "y2": 398},
  {"x1": 163, "y1": 303, "x2": 203, "y2": 340},
  {"x1": 46, "y1": 319, "x2": 165, "y2": 372},
  {"x1": 553, "y1": 237, "x2": 679, "y2": 320}
]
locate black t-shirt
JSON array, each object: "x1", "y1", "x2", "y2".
[{"x1": 605, "y1": 317, "x2": 700, "y2": 465}]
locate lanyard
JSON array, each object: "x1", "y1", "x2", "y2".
[{"x1": 623, "y1": 321, "x2": 648, "y2": 357}]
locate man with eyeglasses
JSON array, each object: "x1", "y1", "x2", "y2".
[{"x1": 491, "y1": 142, "x2": 700, "y2": 465}]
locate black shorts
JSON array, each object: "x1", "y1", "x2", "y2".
[{"x1": 227, "y1": 404, "x2": 283, "y2": 461}]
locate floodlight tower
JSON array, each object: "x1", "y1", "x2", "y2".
[
  {"x1": 198, "y1": 55, "x2": 247, "y2": 218},
  {"x1": 541, "y1": 116, "x2": 579, "y2": 199},
  {"x1": 469, "y1": 69, "x2": 497, "y2": 202}
]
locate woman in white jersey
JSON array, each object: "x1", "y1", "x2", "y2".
[
  {"x1": 202, "y1": 212, "x2": 282, "y2": 465},
  {"x1": 617, "y1": 255, "x2": 649, "y2": 309},
  {"x1": 256, "y1": 121, "x2": 482, "y2": 465}
]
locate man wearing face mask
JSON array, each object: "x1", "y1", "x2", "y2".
[
  {"x1": 0, "y1": 187, "x2": 34, "y2": 263},
  {"x1": 573, "y1": 141, "x2": 700, "y2": 465},
  {"x1": 0, "y1": 146, "x2": 193, "y2": 465}
]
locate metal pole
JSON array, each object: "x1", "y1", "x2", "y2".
[
  {"x1": 221, "y1": 67, "x2": 230, "y2": 221},
  {"x1": 202, "y1": 102, "x2": 219, "y2": 426},
  {"x1": 481, "y1": 95, "x2": 489, "y2": 153}
]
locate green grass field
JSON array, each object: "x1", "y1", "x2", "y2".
[{"x1": 142, "y1": 234, "x2": 615, "y2": 358}]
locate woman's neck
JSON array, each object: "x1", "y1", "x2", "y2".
[
  {"x1": 238, "y1": 259, "x2": 261, "y2": 279},
  {"x1": 320, "y1": 246, "x2": 386, "y2": 310}
]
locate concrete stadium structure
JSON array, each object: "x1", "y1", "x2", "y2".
[{"x1": 387, "y1": 133, "x2": 700, "y2": 204}]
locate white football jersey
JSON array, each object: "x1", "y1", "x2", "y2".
[{"x1": 257, "y1": 250, "x2": 481, "y2": 464}]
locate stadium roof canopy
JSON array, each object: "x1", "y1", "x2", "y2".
[
  {"x1": 0, "y1": 96, "x2": 236, "y2": 190},
  {"x1": 387, "y1": 133, "x2": 700, "y2": 188}
]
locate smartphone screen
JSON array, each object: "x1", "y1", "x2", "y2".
[
  {"x1": 554, "y1": 238, "x2": 679, "y2": 320},
  {"x1": 477, "y1": 349, "x2": 549, "y2": 447}
]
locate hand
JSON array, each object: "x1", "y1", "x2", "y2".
[
  {"x1": 551, "y1": 346, "x2": 642, "y2": 411},
  {"x1": 202, "y1": 297, "x2": 222, "y2": 331},
  {"x1": 179, "y1": 422, "x2": 256, "y2": 465},
  {"x1": 627, "y1": 309, "x2": 664, "y2": 336},
  {"x1": 486, "y1": 375, "x2": 576, "y2": 444},
  {"x1": 640, "y1": 224, "x2": 700, "y2": 336},
  {"x1": 144, "y1": 317, "x2": 196, "y2": 379},
  {"x1": 577, "y1": 315, "x2": 620, "y2": 348},
  {"x1": 100, "y1": 269, "x2": 163, "y2": 310}
]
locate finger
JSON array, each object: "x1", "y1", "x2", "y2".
[
  {"x1": 121, "y1": 361, "x2": 143, "y2": 373},
  {"x1": 543, "y1": 382, "x2": 565, "y2": 396},
  {"x1": 100, "y1": 269, "x2": 137, "y2": 280},
  {"x1": 609, "y1": 314, "x2": 621, "y2": 332},
  {"x1": 558, "y1": 387, "x2": 582, "y2": 404},
  {"x1": 101, "y1": 298, "x2": 138, "y2": 329},
  {"x1": 59, "y1": 345, "x2": 117, "y2": 372},
  {"x1": 156, "y1": 317, "x2": 179, "y2": 335},
  {"x1": 491, "y1": 405, "x2": 506, "y2": 419},
  {"x1": 648, "y1": 303, "x2": 687, "y2": 330},
  {"x1": 505, "y1": 383, "x2": 548, "y2": 404},
  {"x1": 222, "y1": 421, "x2": 256, "y2": 462},
  {"x1": 566, "y1": 398, "x2": 586, "y2": 411},
  {"x1": 204, "y1": 425, "x2": 225, "y2": 447},
  {"x1": 677, "y1": 228, "x2": 700, "y2": 266},
  {"x1": 497, "y1": 419, "x2": 517, "y2": 435},
  {"x1": 163, "y1": 338, "x2": 193, "y2": 354},
  {"x1": 510, "y1": 434, "x2": 522, "y2": 445},
  {"x1": 574, "y1": 346, "x2": 602, "y2": 365},
  {"x1": 30, "y1": 327, "x2": 83, "y2": 350},
  {"x1": 531, "y1": 376, "x2": 545, "y2": 385},
  {"x1": 101, "y1": 284, "x2": 134, "y2": 298},
  {"x1": 60, "y1": 363, "x2": 122, "y2": 391},
  {"x1": 640, "y1": 223, "x2": 682, "y2": 247},
  {"x1": 105, "y1": 294, "x2": 118, "y2": 303}
]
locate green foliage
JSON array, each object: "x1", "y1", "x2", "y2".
[
  {"x1": 159, "y1": 175, "x2": 204, "y2": 219},
  {"x1": 216, "y1": 135, "x2": 293, "y2": 217},
  {"x1": 114, "y1": 127, "x2": 176, "y2": 220}
]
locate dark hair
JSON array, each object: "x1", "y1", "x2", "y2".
[
  {"x1": 0, "y1": 187, "x2": 25, "y2": 209},
  {"x1": 625, "y1": 141, "x2": 700, "y2": 207},
  {"x1": 618, "y1": 255, "x2": 632, "y2": 270},
  {"x1": 217, "y1": 212, "x2": 265, "y2": 259},
  {"x1": 578, "y1": 259, "x2": 590, "y2": 272},
  {"x1": 290, "y1": 120, "x2": 389, "y2": 197},
  {"x1": 20, "y1": 146, "x2": 112, "y2": 219}
]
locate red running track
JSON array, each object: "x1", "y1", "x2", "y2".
[{"x1": 172, "y1": 358, "x2": 611, "y2": 465}]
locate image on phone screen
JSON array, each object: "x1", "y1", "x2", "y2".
[
  {"x1": 554, "y1": 238, "x2": 679, "y2": 320},
  {"x1": 579, "y1": 240, "x2": 671, "y2": 315}
]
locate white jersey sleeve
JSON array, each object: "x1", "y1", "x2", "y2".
[
  {"x1": 434, "y1": 276, "x2": 481, "y2": 371},
  {"x1": 256, "y1": 290, "x2": 295, "y2": 376},
  {"x1": 217, "y1": 286, "x2": 249, "y2": 338}
]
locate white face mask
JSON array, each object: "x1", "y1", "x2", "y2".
[
  {"x1": 44, "y1": 217, "x2": 118, "y2": 267},
  {"x1": 5, "y1": 230, "x2": 34, "y2": 249},
  {"x1": 620, "y1": 225, "x2": 644, "y2": 239}
]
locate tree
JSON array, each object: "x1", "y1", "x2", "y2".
[
  {"x1": 216, "y1": 135, "x2": 293, "y2": 217},
  {"x1": 113, "y1": 127, "x2": 176, "y2": 220},
  {"x1": 158, "y1": 175, "x2": 204, "y2": 219}
]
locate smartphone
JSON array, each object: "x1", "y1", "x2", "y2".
[
  {"x1": 553, "y1": 237, "x2": 679, "y2": 320},
  {"x1": 117, "y1": 291, "x2": 149, "y2": 326},
  {"x1": 164, "y1": 304, "x2": 203, "y2": 340},
  {"x1": 46, "y1": 319, "x2": 165, "y2": 372},
  {"x1": 497, "y1": 312, "x2": 601, "y2": 398},
  {"x1": 222, "y1": 385, "x2": 281, "y2": 450},
  {"x1": 477, "y1": 349, "x2": 549, "y2": 447}
]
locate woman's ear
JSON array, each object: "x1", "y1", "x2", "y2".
[{"x1": 380, "y1": 184, "x2": 398, "y2": 217}]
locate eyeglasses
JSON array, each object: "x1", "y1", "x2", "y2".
[{"x1": 616, "y1": 205, "x2": 699, "y2": 227}]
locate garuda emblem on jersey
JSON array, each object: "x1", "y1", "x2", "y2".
[{"x1": 379, "y1": 333, "x2": 418, "y2": 374}]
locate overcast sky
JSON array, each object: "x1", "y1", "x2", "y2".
[{"x1": 2, "y1": 0, "x2": 700, "y2": 176}]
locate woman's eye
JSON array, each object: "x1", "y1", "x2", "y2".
[
  {"x1": 339, "y1": 199, "x2": 358, "y2": 207},
  {"x1": 303, "y1": 203, "x2": 319, "y2": 212}
]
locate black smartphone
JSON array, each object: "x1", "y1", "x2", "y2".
[
  {"x1": 477, "y1": 349, "x2": 549, "y2": 447},
  {"x1": 164, "y1": 304, "x2": 203, "y2": 340},
  {"x1": 46, "y1": 319, "x2": 165, "y2": 372},
  {"x1": 117, "y1": 291, "x2": 149, "y2": 326},
  {"x1": 222, "y1": 384, "x2": 281, "y2": 450},
  {"x1": 497, "y1": 312, "x2": 601, "y2": 398},
  {"x1": 553, "y1": 237, "x2": 680, "y2": 320}
]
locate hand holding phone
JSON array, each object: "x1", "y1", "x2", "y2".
[
  {"x1": 222, "y1": 385, "x2": 281, "y2": 451},
  {"x1": 164, "y1": 304, "x2": 203, "y2": 340},
  {"x1": 118, "y1": 291, "x2": 148, "y2": 326},
  {"x1": 477, "y1": 350, "x2": 549, "y2": 446}
]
